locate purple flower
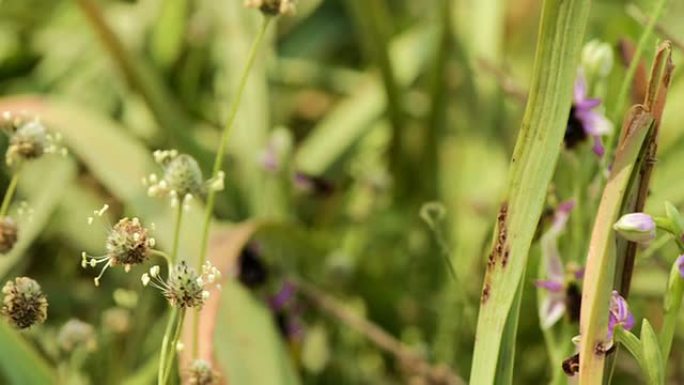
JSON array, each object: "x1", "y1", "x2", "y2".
[
  {"x1": 676, "y1": 254, "x2": 684, "y2": 278},
  {"x1": 269, "y1": 281, "x2": 296, "y2": 311},
  {"x1": 613, "y1": 212, "x2": 656, "y2": 244},
  {"x1": 536, "y1": 200, "x2": 578, "y2": 329},
  {"x1": 607, "y1": 290, "x2": 635, "y2": 340},
  {"x1": 564, "y1": 72, "x2": 612, "y2": 156}
]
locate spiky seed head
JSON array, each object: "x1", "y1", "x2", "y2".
[
  {"x1": 0, "y1": 217, "x2": 18, "y2": 254},
  {"x1": 106, "y1": 217, "x2": 151, "y2": 266},
  {"x1": 163, "y1": 154, "x2": 204, "y2": 198},
  {"x1": 6, "y1": 120, "x2": 48, "y2": 165},
  {"x1": 187, "y1": 359, "x2": 219, "y2": 385},
  {"x1": 245, "y1": 0, "x2": 295, "y2": 16},
  {"x1": 57, "y1": 319, "x2": 96, "y2": 352},
  {"x1": 1, "y1": 277, "x2": 48, "y2": 329},
  {"x1": 164, "y1": 261, "x2": 206, "y2": 309}
]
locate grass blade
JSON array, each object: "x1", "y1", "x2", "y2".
[{"x1": 468, "y1": 0, "x2": 592, "y2": 383}]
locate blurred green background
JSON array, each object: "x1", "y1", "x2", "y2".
[{"x1": 0, "y1": 0, "x2": 684, "y2": 384}]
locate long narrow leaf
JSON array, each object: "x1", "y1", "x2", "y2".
[{"x1": 468, "y1": 0, "x2": 592, "y2": 383}]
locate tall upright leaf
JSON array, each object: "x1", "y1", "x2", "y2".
[{"x1": 468, "y1": 0, "x2": 592, "y2": 383}]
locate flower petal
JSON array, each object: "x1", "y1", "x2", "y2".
[
  {"x1": 535, "y1": 279, "x2": 565, "y2": 293},
  {"x1": 676, "y1": 254, "x2": 684, "y2": 279},
  {"x1": 540, "y1": 296, "x2": 566, "y2": 329}
]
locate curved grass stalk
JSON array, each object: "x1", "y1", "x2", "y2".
[{"x1": 193, "y1": 15, "x2": 272, "y2": 358}]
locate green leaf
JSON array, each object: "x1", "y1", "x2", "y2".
[
  {"x1": 212, "y1": 281, "x2": 301, "y2": 385},
  {"x1": 578, "y1": 107, "x2": 653, "y2": 385},
  {"x1": 0, "y1": 157, "x2": 76, "y2": 280},
  {"x1": 468, "y1": 0, "x2": 592, "y2": 383},
  {"x1": 640, "y1": 319, "x2": 665, "y2": 385},
  {"x1": 0, "y1": 322, "x2": 55, "y2": 384}
]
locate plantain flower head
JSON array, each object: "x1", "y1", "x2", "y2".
[{"x1": 1, "y1": 277, "x2": 48, "y2": 329}]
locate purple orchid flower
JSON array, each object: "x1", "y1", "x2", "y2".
[
  {"x1": 565, "y1": 72, "x2": 612, "y2": 156},
  {"x1": 536, "y1": 200, "x2": 578, "y2": 329},
  {"x1": 607, "y1": 290, "x2": 635, "y2": 340}
]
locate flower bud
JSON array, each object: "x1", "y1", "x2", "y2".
[
  {"x1": 57, "y1": 319, "x2": 96, "y2": 352},
  {"x1": 613, "y1": 212, "x2": 656, "y2": 243},
  {"x1": 0, "y1": 217, "x2": 18, "y2": 254},
  {"x1": 6, "y1": 120, "x2": 48, "y2": 166},
  {"x1": 245, "y1": 0, "x2": 295, "y2": 16},
  {"x1": 187, "y1": 359, "x2": 219, "y2": 385},
  {"x1": 582, "y1": 40, "x2": 614, "y2": 78},
  {"x1": 146, "y1": 151, "x2": 205, "y2": 202},
  {"x1": 163, "y1": 154, "x2": 204, "y2": 198},
  {"x1": 165, "y1": 261, "x2": 206, "y2": 309},
  {"x1": 1, "y1": 277, "x2": 48, "y2": 329},
  {"x1": 106, "y1": 217, "x2": 151, "y2": 266},
  {"x1": 676, "y1": 254, "x2": 684, "y2": 279}
]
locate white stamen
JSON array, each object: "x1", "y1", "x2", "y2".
[
  {"x1": 141, "y1": 273, "x2": 150, "y2": 286},
  {"x1": 97, "y1": 204, "x2": 109, "y2": 217}
]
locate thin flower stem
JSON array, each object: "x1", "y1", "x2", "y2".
[
  {"x1": 171, "y1": 203, "x2": 184, "y2": 264},
  {"x1": 162, "y1": 309, "x2": 187, "y2": 384},
  {"x1": 198, "y1": 15, "x2": 272, "y2": 269},
  {"x1": 0, "y1": 173, "x2": 20, "y2": 218},
  {"x1": 158, "y1": 307, "x2": 178, "y2": 385},
  {"x1": 157, "y1": 204, "x2": 186, "y2": 383},
  {"x1": 150, "y1": 249, "x2": 173, "y2": 266},
  {"x1": 193, "y1": 15, "x2": 272, "y2": 358}
]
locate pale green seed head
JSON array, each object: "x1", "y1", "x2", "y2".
[{"x1": 163, "y1": 154, "x2": 204, "y2": 198}]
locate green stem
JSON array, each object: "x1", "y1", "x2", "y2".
[
  {"x1": 171, "y1": 203, "x2": 184, "y2": 264},
  {"x1": 193, "y1": 15, "x2": 272, "y2": 358},
  {"x1": 658, "y1": 257, "x2": 684, "y2": 360},
  {"x1": 162, "y1": 309, "x2": 186, "y2": 385},
  {"x1": 346, "y1": 0, "x2": 405, "y2": 193},
  {"x1": 0, "y1": 173, "x2": 20, "y2": 218},
  {"x1": 150, "y1": 249, "x2": 173, "y2": 266},
  {"x1": 606, "y1": 0, "x2": 669, "y2": 158},
  {"x1": 74, "y1": 0, "x2": 211, "y2": 168},
  {"x1": 157, "y1": 307, "x2": 178, "y2": 385}
]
